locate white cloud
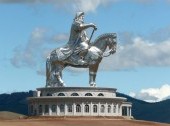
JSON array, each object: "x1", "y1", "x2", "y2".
[
  {"x1": 0, "y1": 0, "x2": 116, "y2": 13},
  {"x1": 1, "y1": 0, "x2": 170, "y2": 15},
  {"x1": 129, "y1": 84, "x2": 170, "y2": 102},
  {"x1": 11, "y1": 27, "x2": 47, "y2": 68},
  {"x1": 129, "y1": 92, "x2": 136, "y2": 97},
  {"x1": 11, "y1": 28, "x2": 45, "y2": 67},
  {"x1": 100, "y1": 36, "x2": 170, "y2": 71},
  {"x1": 70, "y1": 0, "x2": 112, "y2": 13},
  {"x1": 10, "y1": 27, "x2": 68, "y2": 70},
  {"x1": 1, "y1": 0, "x2": 170, "y2": 14}
]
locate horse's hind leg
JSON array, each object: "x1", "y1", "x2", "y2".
[{"x1": 89, "y1": 63, "x2": 99, "y2": 87}]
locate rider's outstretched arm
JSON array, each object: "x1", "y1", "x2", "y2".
[{"x1": 79, "y1": 23, "x2": 96, "y2": 31}]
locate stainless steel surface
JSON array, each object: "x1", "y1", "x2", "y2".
[{"x1": 46, "y1": 12, "x2": 117, "y2": 87}]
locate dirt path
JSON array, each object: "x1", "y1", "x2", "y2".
[{"x1": 0, "y1": 118, "x2": 170, "y2": 126}]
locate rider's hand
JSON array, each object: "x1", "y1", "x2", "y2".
[
  {"x1": 94, "y1": 25, "x2": 97, "y2": 30},
  {"x1": 90, "y1": 23, "x2": 97, "y2": 30}
]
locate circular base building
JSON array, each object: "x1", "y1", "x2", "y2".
[{"x1": 28, "y1": 87, "x2": 132, "y2": 118}]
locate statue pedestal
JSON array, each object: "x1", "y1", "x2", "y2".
[{"x1": 28, "y1": 86, "x2": 132, "y2": 117}]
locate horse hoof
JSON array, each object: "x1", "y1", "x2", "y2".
[
  {"x1": 90, "y1": 83, "x2": 96, "y2": 87},
  {"x1": 60, "y1": 83, "x2": 65, "y2": 87}
]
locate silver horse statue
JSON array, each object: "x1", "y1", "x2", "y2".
[{"x1": 46, "y1": 33, "x2": 117, "y2": 87}]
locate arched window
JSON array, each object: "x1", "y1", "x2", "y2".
[
  {"x1": 58, "y1": 93, "x2": 65, "y2": 96},
  {"x1": 60, "y1": 104, "x2": 65, "y2": 113},
  {"x1": 38, "y1": 105, "x2": 42, "y2": 114},
  {"x1": 47, "y1": 93, "x2": 52, "y2": 96},
  {"x1": 84, "y1": 104, "x2": 89, "y2": 113},
  {"x1": 93, "y1": 105, "x2": 97, "y2": 113},
  {"x1": 100, "y1": 105, "x2": 105, "y2": 113},
  {"x1": 45, "y1": 105, "x2": 49, "y2": 114},
  {"x1": 108, "y1": 105, "x2": 111, "y2": 113},
  {"x1": 67, "y1": 104, "x2": 73, "y2": 112},
  {"x1": 52, "y1": 105, "x2": 56, "y2": 113},
  {"x1": 85, "y1": 93, "x2": 93, "y2": 96},
  {"x1": 76, "y1": 104, "x2": 81, "y2": 112},
  {"x1": 71, "y1": 93, "x2": 79, "y2": 96},
  {"x1": 113, "y1": 105, "x2": 116, "y2": 113},
  {"x1": 98, "y1": 93, "x2": 104, "y2": 96}
]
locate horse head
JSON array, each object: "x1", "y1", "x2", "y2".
[{"x1": 101, "y1": 33, "x2": 117, "y2": 57}]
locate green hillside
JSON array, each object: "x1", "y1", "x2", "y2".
[{"x1": 117, "y1": 92, "x2": 170, "y2": 123}]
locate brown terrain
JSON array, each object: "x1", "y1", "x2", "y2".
[{"x1": 0, "y1": 111, "x2": 170, "y2": 126}]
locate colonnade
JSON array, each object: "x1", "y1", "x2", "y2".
[{"x1": 29, "y1": 102, "x2": 132, "y2": 117}]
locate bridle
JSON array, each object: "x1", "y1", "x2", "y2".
[{"x1": 103, "y1": 37, "x2": 117, "y2": 57}]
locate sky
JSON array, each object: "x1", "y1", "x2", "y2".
[{"x1": 1, "y1": 0, "x2": 170, "y2": 102}]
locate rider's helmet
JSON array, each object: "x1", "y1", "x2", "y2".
[{"x1": 74, "y1": 12, "x2": 84, "y2": 20}]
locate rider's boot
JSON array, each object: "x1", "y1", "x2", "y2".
[
  {"x1": 78, "y1": 50, "x2": 88, "y2": 65},
  {"x1": 77, "y1": 57, "x2": 87, "y2": 65},
  {"x1": 69, "y1": 55, "x2": 87, "y2": 65},
  {"x1": 79, "y1": 49, "x2": 88, "y2": 58}
]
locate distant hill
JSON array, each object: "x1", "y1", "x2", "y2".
[
  {"x1": 0, "y1": 91, "x2": 170, "y2": 123},
  {"x1": 117, "y1": 92, "x2": 170, "y2": 123},
  {"x1": 0, "y1": 91, "x2": 33, "y2": 115}
]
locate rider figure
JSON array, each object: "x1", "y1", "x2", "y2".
[{"x1": 67, "y1": 12, "x2": 97, "y2": 65}]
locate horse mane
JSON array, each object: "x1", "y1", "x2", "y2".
[{"x1": 93, "y1": 33, "x2": 116, "y2": 44}]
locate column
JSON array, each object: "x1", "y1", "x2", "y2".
[
  {"x1": 49, "y1": 104, "x2": 52, "y2": 116},
  {"x1": 98, "y1": 102, "x2": 100, "y2": 116},
  {"x1": 42, "y1": 105, "x2": 45, "y2": 116},
  {"x1": 90, "y1": 102, "x2": 93, "y2": 116},
  {"x1": 130, "y1": 107, "x2": 131, "y2": 117},
  {"x1": 37, "y1": 91, "x2": 41, "y2": 97},
  {"x1": 105, "y1": 102, "x2": 107, "y2": 116},
  {"x1": 111, "y1": 103, "x2": 113, "y2": 116},
  {"x1": 82, "y1": 102, "x2": 84, "y2": 116},
  {"x1": 65, "y1": 103, "x2": 67, "y2": 116},
  {"x1": 119, "y1": 104, "x2": 122, "y2": 116},
  {"x1": 117, "y1": 103, "x2": 121, "y2": 116},
  {"x1": 73, "y1": 103, "x2": 76, "y2": 116},
  {"x1": 56, "y1": 104, "x2": 59, "y2": 116},
  {"x1": 116, "y1": 103, "x2": 118, "y2": 116},
  {"x1": 126, "y1": 106, "x2": 129, "y2": 116}
]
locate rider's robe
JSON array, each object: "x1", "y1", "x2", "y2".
[{"x1": 57, "y1": 20, "x2": 90, "y2": 61}]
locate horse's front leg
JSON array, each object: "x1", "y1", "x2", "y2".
[
  {"x1": 89, "y1": 63, "x2": 99, "y2": 87},
  {"x1": 53, "y1": 62, "x2": 66, "y2": 87},
  {"x1": 54, "y1": 71, "x2": 65, "y2": 87}
]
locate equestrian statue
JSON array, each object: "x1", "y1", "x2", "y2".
[{"x1": 46, "y1": 12, "x2": 117, "y2": 87}]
